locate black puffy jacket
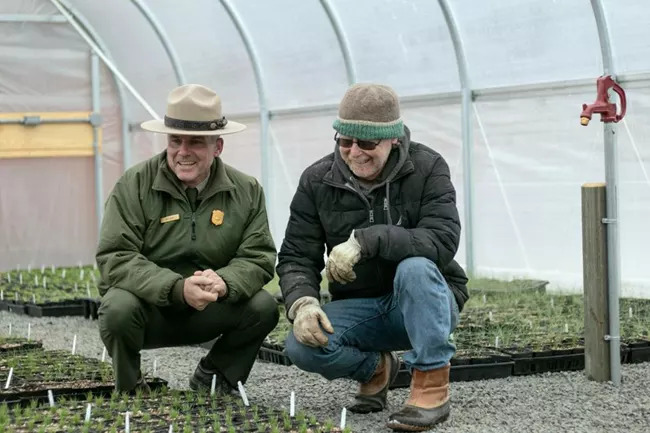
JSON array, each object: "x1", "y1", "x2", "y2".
[{"x1": 277, "y1": 127, "x2": 469, "y2": 315}]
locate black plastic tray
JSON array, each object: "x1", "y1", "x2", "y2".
[
  {"x1": 501, "y1": 347, "x2": 585, "y2": 375},
  {"x1": 0, "y1": 301, "x2": 27, "y2": 315},
  {"x1": 0, "y1": 340, "x2": 43, "y2": 353},
  {"x1": 626, "y1": 340, "x2": 650, "y2": 363},
  {"x1": 25, "y1": 300, "x2": 85, "y2": 318},
  {"x1": 257, "y1": 342, "x2": 293, "y2": 366},
  {"x1": 390, "y1": 354, "x2": 514, "y2": 389},
  {"x1": 82, "y1": 298, "x2": 101, "y2": 320},
  {"x1": 0, "y1": 377, "x2": 168, "y2": 406}
]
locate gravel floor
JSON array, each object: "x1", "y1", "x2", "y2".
[{"x1": 1, "y1": 311, "x2": 649, "y2": 433}]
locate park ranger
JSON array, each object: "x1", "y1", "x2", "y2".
[{"x1": 96, "y1": 84, "x2": 278, "y2": 394}]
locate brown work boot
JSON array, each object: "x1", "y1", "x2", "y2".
[
  {"x1": 348, "y1": 352, "x2": 400, "y2": 414},
  {"x1": 387, "y1": 364, "x2": 451, "y2": 431}
]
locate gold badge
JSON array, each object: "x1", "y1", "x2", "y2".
[
  {"x1": 160, "y1": 214, "x2": 180, "y2": 224},
  {"x1": 211, "y1": 210, "x2": 224, "y2": 226}
]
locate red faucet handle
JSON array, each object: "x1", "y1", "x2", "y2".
[{"x1": 612, "y1": 82, "x2": 627, "y2": 122}]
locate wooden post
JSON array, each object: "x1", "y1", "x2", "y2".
[{"x1": 582, "y1": 182, "x2": 610, "y2": 381}]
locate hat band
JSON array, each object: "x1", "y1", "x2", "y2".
[{"x1": 164, "y1": 115, "x2": 228, "y2": 131}]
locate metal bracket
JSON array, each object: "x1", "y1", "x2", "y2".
[
  {"x1": 604, "y1": 335, "x2": 620, "y2": 341},
  {"x1": 23, "y1": 116, "x2": 41, "y2": 126},
  {"x1": 602, "y1": 218, "x2": 617, "y2": 224},
  {"x1": 89, "y1": 113, "x2": 103, "y2": 127}
]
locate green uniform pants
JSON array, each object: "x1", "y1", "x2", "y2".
[{"x1": 98, "y1": 287, "x2": 279, "y2": 391}]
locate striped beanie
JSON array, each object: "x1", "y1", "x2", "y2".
[{"x1": 333, "y1": 83, "x2": 404, "y2": 140}]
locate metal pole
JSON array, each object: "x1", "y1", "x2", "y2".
[
  {"x1": 57, "y1": 0, "x2": 132, "y2": 170},
  {"x1": 438, "y1": 0, "x2": 474, "y2": 276},
  {"x1": 130, "y1": 0, "x2": 186, "y2": 85},
  {"x1": 590, "y1": 0, "x2": 621, "y2": 386},
  {"x1": 49, "y1": 0, "x2": 161, "y2": 121},
  {"x1": 219, "y1": 0, "x2": 271, "y2": 208},
  {"x1": 91, "y1": 54, "x2": 104, "y2": 236},
  {"x1": 603, "y1": 121, "x2": 621, "y2": 385},
  {"x1": 319, "y1": 0, "x2": 357, "y2": 85},
  {"x1": 0, "y1": 14, "x2": 67, "y2": 22},
  {"x1": 0, "y1": 118, "x2": 91, "y2": 124}
]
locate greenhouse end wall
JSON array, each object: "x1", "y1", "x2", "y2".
[{"x1": 1, "y1": 0, "x2": 649, "y2": 298}]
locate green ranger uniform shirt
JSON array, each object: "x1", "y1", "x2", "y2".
[{"x1": 96, "y1": 152, "x2": 276, "y2": 306}]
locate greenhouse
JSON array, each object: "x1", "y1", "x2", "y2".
[{"x1": 0, "y1": 1, "x2": 649, "y2": 432}]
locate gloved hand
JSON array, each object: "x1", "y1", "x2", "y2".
[
  {"x1": 290, "y1": 296, "x2": 334, "y2": 347},
  {"x1": 326, "y1": 230, "x2": 362, "y2": 284}
]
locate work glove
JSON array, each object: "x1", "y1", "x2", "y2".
[
  {"x1": 326, "y1": 230, "x2": 362, "y2": 284},
  {"x1": 290, "y1": 296, "x2": 334, "y2": 347}
]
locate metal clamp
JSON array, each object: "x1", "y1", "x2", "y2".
[
  {"x1": 604, "y1": 335, "x2": 620, "y2": 341},
  {"x1": 89, "y1": 112, "x2": 103, "y2": 127},
  {"x1": 601, "y1": 218, "x2": 617, "y2": 224},
  {"x1": 23, "y1": 115, "x2": 41, "y2": 126}
]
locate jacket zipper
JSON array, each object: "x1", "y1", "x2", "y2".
[
  {"x1": 191, "y1": 213, "x2": 196, "y2": 240},
  {"x1": 323, "y1": 178, "x2": 376, "y2": 223}
]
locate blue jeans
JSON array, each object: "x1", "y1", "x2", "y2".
[{"x1": 284, "y1": 257, "x2": 459, "y2": 384}]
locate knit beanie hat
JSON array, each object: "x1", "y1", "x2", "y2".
[{"x1": 333, "y1": 83, "x2": 404, "y2": 140}]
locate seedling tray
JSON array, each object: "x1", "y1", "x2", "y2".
[
  {"x1": 626, "y1": 339, "x2": 650, "y2": 363},
  {"x1": 0, "y1": 350, "x2": 165, "y2": 405},
  {"x1": 0, "y1": 301, "x2": 27, "y2": 315},
  {"x1": 0, "y1": 337, "x2": 42, "y2": 353},
  {"x1": 82, "y1": 298, "x2": 100, "y2": 320},
  {"x1": 1, "y1": 388, "x2": 346, "y2": 432},
  {"x1": 257, "y1": 342, "x2": 293, "y2": 367},
  {"x1": 1, "y1": 378, "x2": 168, "y2": 407},
  {"x1": 501, "y1": 347, "x2": 585, "y2": 375},
  {"x1": 25, "y1": 300, "x2": 85, "y2": 318}
]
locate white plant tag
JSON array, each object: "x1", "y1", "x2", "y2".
[
  {"x1": 4, "y1": 367, "x2": 13, "y2": 389},
  {"x1": 237, "y1": 381, "x2": 249, "y2": 406}
]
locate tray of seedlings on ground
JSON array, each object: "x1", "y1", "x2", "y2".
[
  {"x1": 0, "y1": 347, "x2": 165, "y2": 405},
  {"x1": 0, "y1": 266, "x2": 101, "y2": 318},
  {"x1": 0, "y1": 337, "x2": 42, "y2": 353},
  {"x1": 0, "y1": 386, "x2": 350, "y2": 432},
  {"x1": 256, "y1": 278, "x2": 650, "y2": 381},
  {"x1": 456, "y1": 287, "x2": 587, "y2": 375},
  {"x1": 258, "y1": 306, "x2": 293, "y2": 367},
  {"x1": 620, "y1": 297, "x2": 650, "y2": 363},
  {"x1": 448, "y1": 347, "x2": 514, "y2": 381}
]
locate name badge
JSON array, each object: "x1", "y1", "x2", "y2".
[
  {"x1": 160, "y1": 214, "x2": 180, "y2": 224},
  {"x1": 211, "y1": 210, "x2": 224, "y2": 226}
]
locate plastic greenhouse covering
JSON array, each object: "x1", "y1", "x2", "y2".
[{"x1": 0, "y1": 0, "x2": 649, "y2": 298}]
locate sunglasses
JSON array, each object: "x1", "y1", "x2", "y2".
[{"x1": 334, "y1": 133, "x2": 382, "y2": 151}]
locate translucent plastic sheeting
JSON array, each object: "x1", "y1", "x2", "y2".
[
  {"x1": 471, "y1": 88, "x2": 650, "y2": 296},
  {"x1": 603, "y1": 0, "x2": 650, "y2": 75},
  {"x1": 452, "y1": 0, "x2": 603, "y2": 88},
  {"x1": 0, "y1": 157, "x2": 97, "y2": 269},
  {"x1": 222, "y1": 0, "x2": 350, "y2": 109},
  {"x1": 65, "y1": 0, "x2": 179, "y2": 121},
  {"x1": 0, "y1": 4, "x2": 121, "y2": 270},
  {"x1": 331, "y1": 0, "x2": 460, "y2": 95},
  {"x1": 129, "y1": 0, "x2": 259, "y2": 114}
]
